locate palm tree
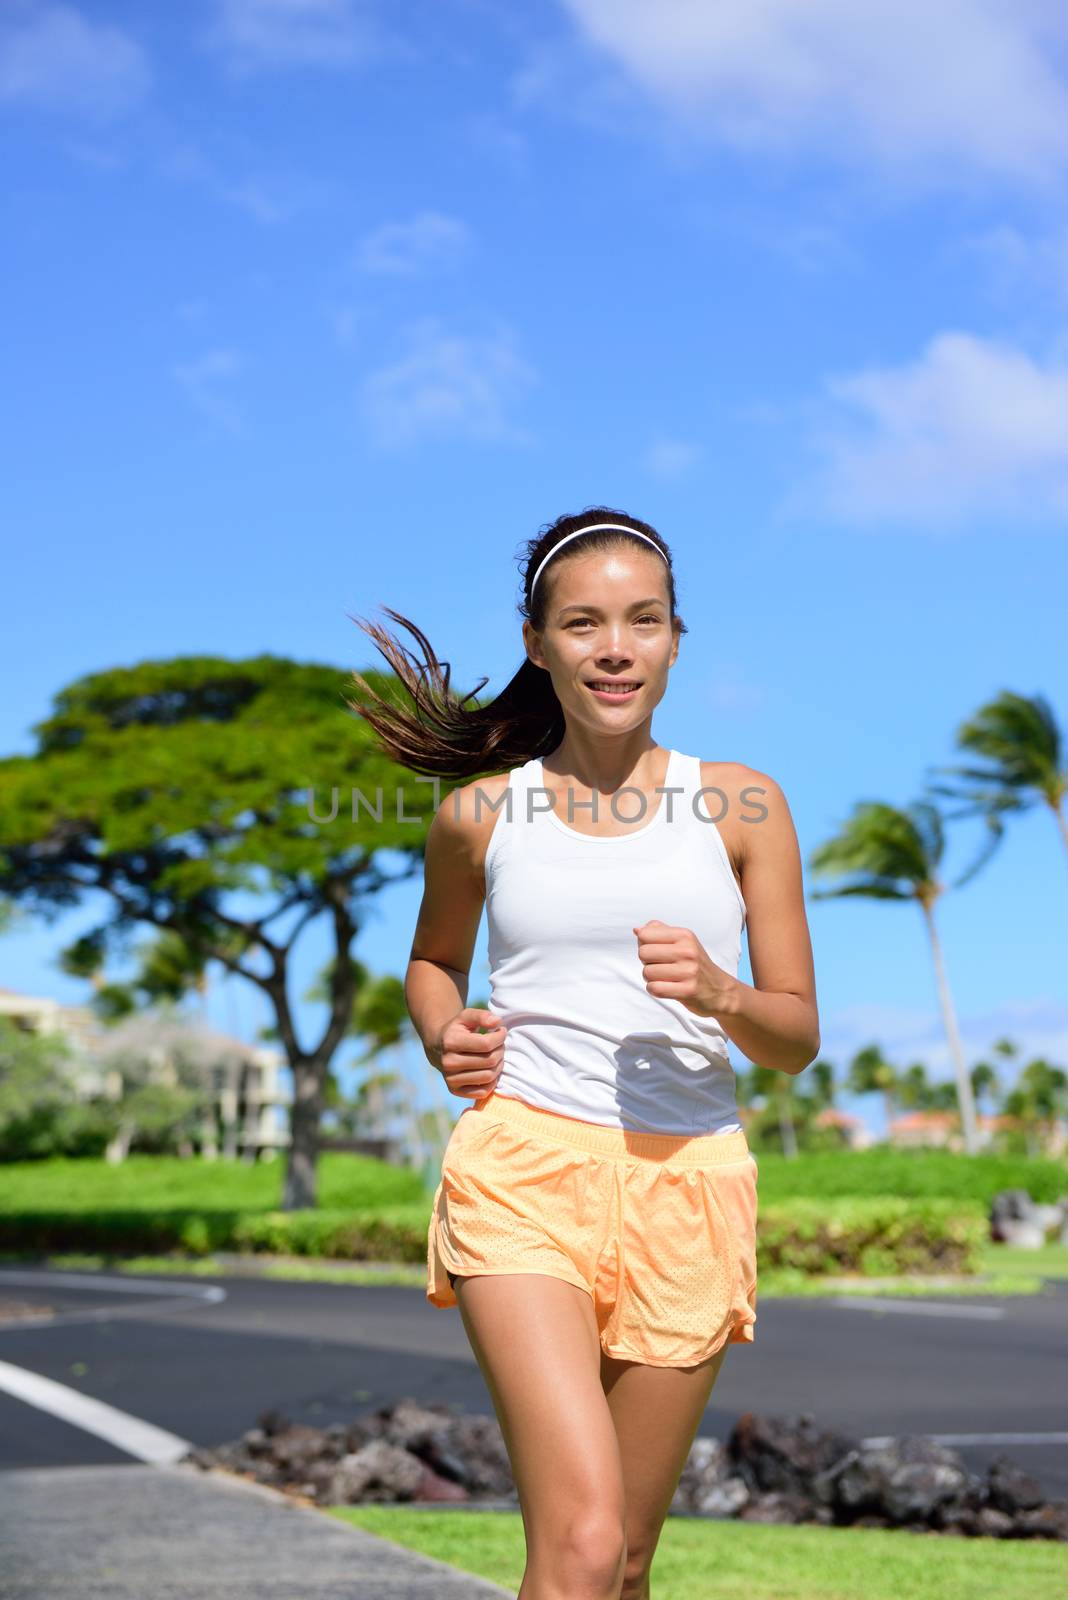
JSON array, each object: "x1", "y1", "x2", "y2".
[
  {"x1": 1002, "y1": 1056, "x2": 1068, "y2": 1158},
  {"x1": 741, "y1": 1058, "x2": 840, "y2": 1154},
  {"x1": 805, "y1": 1057, "x2": 837, "y2": 1115},
  {"x1": 846, "y1": 1042, "x2": 902, "y2": 1135},
  {"x1": 809, "y1": 801, "x2": 984, "y2": 1154},
  {"x1": 896, "y1": 1058, "x2": 933, "y2": 1112},
  {"x1": 969, "y1": 1057, "x2": 1000, "y2": 1120},
  {"x1": 302, "y1": 956, "x2": 419, "y2": 1153},
  {"x1": 340, "y1": 970, "x2": 414, "y2": 1142},
  {"x1": 925, "y1": 690, "x2": 1068, "y2": 863}
]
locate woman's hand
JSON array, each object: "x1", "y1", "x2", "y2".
[
  {"x1": 633, "y1": 920, "x2": 737, "y2": 1018},
  {"x1": 431, "y1": 1007, "x2": 508, "y2": 1099}
]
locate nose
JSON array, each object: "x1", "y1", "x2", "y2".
[{"x1": 596, "y1": 629, "x2": 633, "y2": 664}]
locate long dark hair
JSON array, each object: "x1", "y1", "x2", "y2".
[{"x1": 345, "y1": 505, "x2": 687, "y2": 781}]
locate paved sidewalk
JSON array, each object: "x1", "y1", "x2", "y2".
[{"x1": 0, "y1": 1461, "x2": 513, "y2": 1599}]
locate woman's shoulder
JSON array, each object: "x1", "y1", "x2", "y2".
[
  {"x1": 696, "y1": 758, "x2": 788, "y2": 804},
  {"x1": 434, "y1": 768, "x2": 515, "y2": 879},
  {"x1": 696, "y1": 759, "x2": 794, "y2": 866}
]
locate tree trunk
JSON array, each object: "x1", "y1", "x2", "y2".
[
  {"x1": 282, "y1": 1059, "x2": 324, "y2": 1209},
  {"x1": 1050, "y1": 796, "x2": 1068, "y2": 860},
  {"x1": 105, "y1": 1122, "x2": 133, "y2": 1164},
  {"x1": 201, "y1": 1115, "x2": 218, "y2": 1160},
  {"x1": 777, "y1": 1080, "x2": 798, "y2": 1159},
  {"x1": 921, "y1": 903, "x2": 980, "y2": 1155}
]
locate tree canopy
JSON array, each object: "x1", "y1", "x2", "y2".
[{"x1": 0, "y1": 653, "x2": 443, "y2": 1204}]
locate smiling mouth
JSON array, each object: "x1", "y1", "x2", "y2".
[{"x1": 587, "y1": 681, "x2": 642, "y2": 696}]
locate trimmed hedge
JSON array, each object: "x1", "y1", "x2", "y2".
[
  {"x1": 0, "y1": 1195, "x2": 988, "y2": 1275},
  {"x1": 753, "y1": 1196, "x2": 987, "y2": 1276},
  {"x1": 0, "y1": 1205, "x2": 432, "y2": 1261}
]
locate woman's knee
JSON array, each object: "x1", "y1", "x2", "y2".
[{"x1": 534, "y1": 1508, "x2": 628, "y2": 1590}]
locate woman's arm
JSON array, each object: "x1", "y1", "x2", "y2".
[
  {"x1": 716, "y1": 768, "x2": 820, "y2": 1076},
  {"x1": 404, "y1": 777, "x2": 501, "y2": 1069}
]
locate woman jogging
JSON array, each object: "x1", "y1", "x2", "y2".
[{"x1": 349, "y1": 507, "x2": 819, "y2": 1600}]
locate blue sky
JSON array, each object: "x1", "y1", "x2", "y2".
[{"x1": 2, "y1": 0, "x2": 1066, "y2": 1138}]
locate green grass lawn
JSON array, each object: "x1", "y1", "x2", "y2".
[
  {"x1": 749, "y1": 1145, "x2": 1068, "y2": 1205},
  {"x1": 0, "y1": 1150, "x2": 426, "y2": 1211},
  {"x1": 5, "y1": 1144, "x2": 1066, "y2": 1213},
  {"x1": 326, "y1": 1506, "x2": 1068, "y2": 1600}
]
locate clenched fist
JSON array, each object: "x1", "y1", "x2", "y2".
[
  {"x1": 430, "y1": 1006, "x2": 508, "y2": 1100},
  {"x1": 632, "y1": 919, "x2": 737, "y2": 1019}
]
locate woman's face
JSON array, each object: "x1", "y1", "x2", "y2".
[{"x1": 524, "y1": 546, "x2": 680, "y2": 727}]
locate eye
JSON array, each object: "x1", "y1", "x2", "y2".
[{"x1": 566, "y1": 614, "x2": 662, "y2": 629}]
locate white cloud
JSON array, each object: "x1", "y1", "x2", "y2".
[
  {"x1": 705, "y1": 676, "x2": 765, "y2": 715},
  {"x1": 0, "y1": 2, "x2": 150, "y2": 118},
  {"x1": 358, "y1": 317, "x2": 537, "y2": 450},
  {"x1": 643, "y1": 434, "x2": 702, "y2": 481},
  {"x1": 328, "y1": 302, "x2": 366, "y2": 347},
  {"x1": 799, "y1": 331, "x2": 1068, "y2": 527},
  {"x1": 64, "y1": 138, "x2": 126, "y2": 170},
  {"x1": 222, "y1": 169, "x2": 334, "y2": 223},
  {"x1": 355, "y1": 211, "x2": 470, "y2": 277},
  {"x1": 949, "y1": 223, "x2": 1068, "y2": 308},
  {"x1": 161, "y1": 140, "x2": 333, "y2": 224},
  {"x1": 204, "y1": 0, "x2": 381, "y2": 74},
  {"x1": 558, "y1": 0, "x2": 1068, "y2": 188},
  {"x1": 171, "y1": 347, "x2": 245, "y2": 434},
  {"x1": 464, "y1": 110, "x2": 530, "y2": 174}
]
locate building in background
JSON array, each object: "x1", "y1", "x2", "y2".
[
  {"x1": 813, "y1": 1107, "x2": 875, "y2": 1150},
  {"x1": 887, "y1": 1107, "x2": 1065, "y2": 1156},
  {"x1": 0, "y1": 985, "x2": 290, "y2": 1159}
]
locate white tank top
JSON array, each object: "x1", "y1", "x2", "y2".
[{"x1": 483, "y1": 747, "x2": 747, "y2": 1135}]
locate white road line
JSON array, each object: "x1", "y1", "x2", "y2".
[
  {"x1": 0, "y1": 1269, "x2": 226, "y2": 1331},
  {"x1": 0, "y1": 1358, "x2": 193, "y2": 1464},
  {"x1": 0, "y1": 1269, "x2": 226, "y2": 1297},
  {"x1": 863, "y1": 1432, "x2": 1068, "y2": 1448},
  {"x1": 823, "y1": 1297, "x2": 1005, "y2": 1319}
]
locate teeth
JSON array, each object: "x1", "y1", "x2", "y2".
[{"x1": 591, "y1": 683, "x2": 638, "y2": 691}]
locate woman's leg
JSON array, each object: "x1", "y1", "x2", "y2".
[
  {"x1": 453, "y1": 1272, "x2": 629, "y2": 1600},
  {"x1": 599, "y1": 1343, "x2": 731, "y2": 1600}
]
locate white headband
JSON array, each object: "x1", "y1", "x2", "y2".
[{"x1": 529, "y1": 522, "x2": 668, "y2": 598}]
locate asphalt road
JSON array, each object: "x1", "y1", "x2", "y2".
[{"x1": 1, "y1": 1263, "x2": 1066, "y2": 1502}]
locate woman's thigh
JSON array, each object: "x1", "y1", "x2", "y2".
[
  {"x1": 599, "y1": 1343, "x2": 730, "y2": 1576},
  {"x1": 453, "y1": 1271, "x2": 628, "y2": 1541}
]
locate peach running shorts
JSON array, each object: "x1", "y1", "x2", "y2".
[{"x1": 426, "y1": 1089, "x2": 759, "y2": 1368}]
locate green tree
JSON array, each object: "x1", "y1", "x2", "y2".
[
  {"x1": 809, "y1": 802, "x2": 986, "y2": 1154},
  {"x1": 93, "y1": 1006, "x2": 240, "y2": 1161},
  {"x1": 969, "y1": 1057, "x2": 1001, "y2": 1120},
  {"x1": 925, "y1": 690, "x2": 1068, "y2": 864},
  {"x1": 0, "y1": 1016, "x2": 83, "y2": 1160},
  {"x1": 740, "y1": 1057, "x2": 841, "y2": 1155},
  {"x1": 804, "y1": 1056, "x2": 837, "y2": 1114},
  {"x1": 845, "y1": 1042, "x2": 903, "y2": 1135},
  {"x1": 303, "y1": 958, "x2": 413, "y2": 1142},
  {"x1": 1002, "y1": 1056, "x2": 1068, "y2": 1159},
  {"x1": 0, "y1": 655, "x2": 440, "y2": 1207},
  {"x1": 896, "y1": 1058, "x2": 933, "y2": 1112},
  {"x1": 791, "y1": 1056, "x2": 846, "y2": 1151}
]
